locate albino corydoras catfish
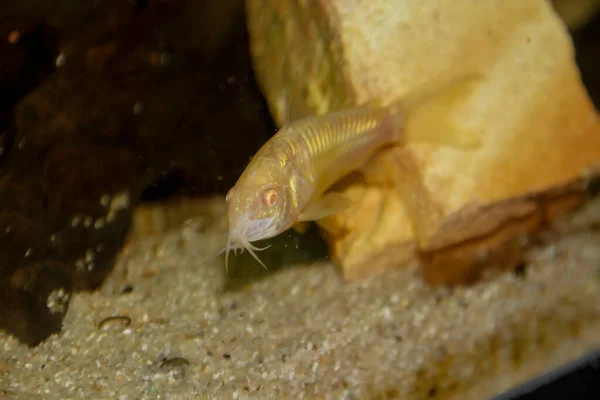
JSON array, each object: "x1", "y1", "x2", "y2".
[{"x1": 223, "y1": 72, "x2": 483, "y2": 270}]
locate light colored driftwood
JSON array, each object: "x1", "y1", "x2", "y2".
[{"x1": 246, "y1": 0, "x2": 600, "y2": 282}]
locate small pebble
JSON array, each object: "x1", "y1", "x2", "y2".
[
  {"x1": 55, "y1": 53, "x2": 66, "y2": 67},
  {"x1": 7, "y1": 30, "x2": 20, "y2": 44},
  {"x1": 133, "y1": 102, "x2": 144, "y2": 114}
]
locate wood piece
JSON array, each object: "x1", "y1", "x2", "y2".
[{"x1": 246, "y1": 0, "x2": 600, "y2": 282}]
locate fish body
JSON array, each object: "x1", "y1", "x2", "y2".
[{"x1": 224, "y1": 72, "x2": 482, "y2": 268}]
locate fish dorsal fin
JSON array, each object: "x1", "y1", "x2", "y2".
[
  {"x1": 283, "y1": 83, "x2": 321, "y2": 126},
  {"x1": 283, "y1": 51, "x2": 316, "y2": 125},
  {"x1": 284, "y1": 88, "x2": 301, "y2": 124},
  {"x1": 395, "y1": 70, "x2": 485, "y2": 149},
  {"x1": 298, "y1": 192, "x2": 353, "y2": 222}
]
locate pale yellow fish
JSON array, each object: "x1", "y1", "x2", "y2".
[{"x1": 222, "y1": 71, "x2": 483, "y2": 269}]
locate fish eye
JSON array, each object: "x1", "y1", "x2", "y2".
[{"x1": 262, "y1": 188, "x2": 278, "y2": 206}]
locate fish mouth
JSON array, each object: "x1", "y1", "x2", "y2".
[
  {"x1": 243, "y1": 217, "x2": 276, "y2": 242},
  {"x1": 223, "y1": 234, "x2": 270, "y2": 272},
  {"x1": 220, "y1": 223, "x2": 274, "y2": 272}
]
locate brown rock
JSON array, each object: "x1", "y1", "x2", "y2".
[{"x1": 246, "y1": 0, "x2": 600, "y2": 282}]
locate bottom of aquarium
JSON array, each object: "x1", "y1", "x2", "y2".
[{"x1": 496, "y1": 346, "x2": 600, "y2": 400}]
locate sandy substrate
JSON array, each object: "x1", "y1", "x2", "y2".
[{"x1": 1, "y1": 196, "x2": 600, "y2": 400}]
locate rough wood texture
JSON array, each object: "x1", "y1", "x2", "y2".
[
  {"x1": 246, "y1": 0, "x2": 600, "y2": 282},
  {"x1": 0, "y1": 0, "x2": 275, "y2": 346}
]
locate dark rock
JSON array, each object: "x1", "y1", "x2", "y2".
[
  {"x1": 0, "y1": 0, "x2": 274, "y2": 345},
  {"x1": 573, "y1": 9, "x2": 600, "y2": 108},
  {"x1": 0, "y1": 18, "x2": 57, "y2": 160}
]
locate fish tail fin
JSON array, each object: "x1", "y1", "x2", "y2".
[{"x1": 389, "y1": 70, "x2": 485, "y2": 149}]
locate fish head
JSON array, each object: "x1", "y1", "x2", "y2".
[{"x1": 225, "y1": 157, "x2": 295, "y2": 247}]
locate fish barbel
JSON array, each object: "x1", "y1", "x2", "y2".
[{"x1": 223, "y1": 72, "x2": 483, "y2": 270}]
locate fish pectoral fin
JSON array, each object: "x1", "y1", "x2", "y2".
[
  {"x1": 401, "y1": 72, "x2": 484, "y2": 150},
  {"x1": 298, "y1": 192, "x2": 353, "y2": 222},
  {"x1": 291, "y1": 221, "x2": 311, "y2": 234}
]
